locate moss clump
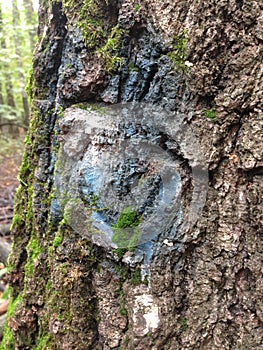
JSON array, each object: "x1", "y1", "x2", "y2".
[
  {"x1": 112, "y1": 248, "x2": 127, "y2": 259},
  {"x1": 134, "y1": 3, "x2": 140, "y2": 12},
  {"x1": 114, "y1": 207, "x2": 139, "y2": 229},
  {"x1": 24, "y1": 236, "x2": 43, "y2": 277},
  {"x1": 11, "y1": 213, "x2": 23, "y2": 228},
  {"x1": 97, "y1": 25, "x2": 127, "y2": 73},
  {"x1": 25, "y1": 66, "x2": 35, "y2": 101},
  {"x1": 61, "y1": 0, "x2": 107, "y2": 48},
  {"x1": 167, "y1": 29, "x2": 189, "y2": 73},
  {"x1": 32, "y1": 335, "x2": 53, "y2": 350},
  {"x1": 203, "y1": 109, "x2": 216, "y2": 120},
  {"x1": 0, "y1": 294, "x2": 22, "y2": 349},
  {"x1": 115, "y1": 266, "x2": 128, "y2": 318},
  {"x1": 61, "y1": 1, "x2": 127, "y2": 73},
  {"x1": 130, "y1": 269, "x2": 142, "y2": 285},
  {"x1": 18, "y1": 151, "x2": 31, "y2": 181},
  {"x1": 128, "y1": 61, "x2": 139, "y2": 73},
  {"x1": 53, "y1": 230, "x2": 63, "y2": 248},
  {"x1": 180, "y1": 318, "x2": 188, "y2": 332},
  {"x1": 112, "y1": 207, "x2": 141, "y2": 249}
]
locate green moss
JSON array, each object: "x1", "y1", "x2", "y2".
[
  {"x1": 32, "y1": 335, "x2": 52, "y2": 350},
  {"x1": 167, "y1": 29, "x2": 189, "y2": 73},
  {"x1": 120, "y1": 307, "x2": 128, "y2": 317},
  {"x1": 70, "y1": 102, "x2": 107, "y2": 115},
  {"x1": 2, "y1": 286, "x2": 11, "y2": 300},
  {"x1": 0, "y1": 327, "x2": 15, "y2": 349},
  {"x1": 114, "y1": 207, "x2": 139, "y2": 229},
  {"x1": 24, "y1": 236, "x2": 42, "y2": 276},
  {"x1": 19, "y1": 151, "x2": 31, "y2": 180},
  {"x1": 87, "y1": 104, "x2": 107, "y2": 115},
  {"x1": 203, "y1": 109, "x2": 216, "y2": 120},
  {"x1": 134, "y1": 3, "x2": 140, "y2": 12},
  {"x1": 61, "y1": 0, "x2": 107, "y2": 48},
  {"x1": 180, "y1": 318, "x2": 188, "y2": 332},
  {"x1": 79, "y1": 18, "x2": 106, "y2": 49},
  {"x1": 124, "y1": 336, "x2": 130, "y2": 346},
  {"x1": 46, "y1": 279, "x2": 52, "y2": 291},
  {"x1": 143, "y1": 275, "x2": 149, "y2": 286},
  {"x1": 97, "y1": 25, "x2": 127, "y2": 73},
  {"x1": 25, "y1": 66, "x2": 35, "y2": 101},
  {"x1": 11, "y1": 213, "x2": 23, "y2": 228},
  {"x1": 61, "y1": 0, "x2": 106, "y2": 49},
  {"x1": 128, "y1": 62, "x2": 139, "y2": 73},
  {"x1": 61, "y1": 1, "x2": 127, "y2": 73},
  {"x1": 112, "y1": 248, "x2": 127, "y2": 259},
  {"x1": 53, "y1": 230, "x2": 63, "y2": 248},
  {"x1": 115, "y1": 265, "x2": 128, "y2": 318},
  {"x1": 130, "y1": 269, "x2": 141, "y2": 285},
  {"x1": 0, "y1": 294, "x2": 22, "y2": 349},
  {"x1": 112, "y1": 207, "x2": 141, "y2": 249}
]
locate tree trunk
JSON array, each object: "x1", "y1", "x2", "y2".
[
  {"x1": 22, "y1": 0, "x2": 37, "y2": 53},
  {"x1": 0, "y1": 75, "x2": 4, "y2": 132},
  {"x1": 12, "y1": 0, "x2": 30, "y2": 129},
  {"x1": 0, "y1": 5, "x2": 18, "y2": 136},
  {"x1": 1, "y1": 1, "x2": 262, "y2": 349}
]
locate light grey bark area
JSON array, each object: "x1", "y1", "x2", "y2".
[{"x1": 2, "y1": 0, "x2": 262, "y2": 349}]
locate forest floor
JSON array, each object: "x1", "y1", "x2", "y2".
[
  {"x1": 0, "y1": 133, "x2": 24, "y2": 335},
  {"x1": 0, "y1": 135, "x2": 24, "y2": 229}
]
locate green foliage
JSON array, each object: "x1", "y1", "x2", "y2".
[
  {"x1": 168, "y1": 29, "x2": 189, "y2": 73},
  {"x1": 0, "y1": 1, "x2": 38, "y2": 130},
  {"x1": 203, "y1": 109, "x2": 216, "y2": 119}
]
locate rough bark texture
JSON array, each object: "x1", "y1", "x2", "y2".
[{"x1": 1, "y1": 0, "x2": 262, "y2": 349}]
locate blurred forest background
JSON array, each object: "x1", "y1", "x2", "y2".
[
  {"x1": 0, "y1": 0, "x2": 38, "y2": 133},
  {"x1": 0, "y1": 0, "x2": 38, "y2": 332}
]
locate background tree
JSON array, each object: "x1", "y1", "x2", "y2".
[
  {"x1": 0, "y1": 0, "x2": 37, "y2": 133},
  {"x1": 0, "y1": 4, "x2": 17, "y2": 134},
  {"x1": 12, "y1": 0, "x2": 30, "y2": 128},
  {"x1": 22, "y1": 0, "x2": 36, "y2": 53},
  {"x1": 1, "y1": 0, "x2": 262, "y2": 349}
]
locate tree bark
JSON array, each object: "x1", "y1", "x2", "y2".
[{"x1": 1, "y1": 1, "x2": 262, "y2": 350}]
